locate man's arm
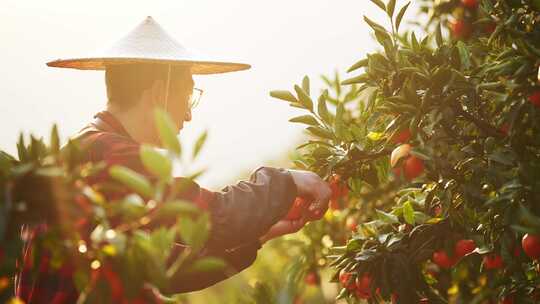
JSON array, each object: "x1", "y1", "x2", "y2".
[
  {"x1": 87, "y1": 133, "x2": 330, "y2": 293},
  {"x1": 205, "y1": 167, "x2": 297, "y2": 250}
]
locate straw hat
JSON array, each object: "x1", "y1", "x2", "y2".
[{"x1": 46, "y1": 16, "x2": 251, "y2": 75}]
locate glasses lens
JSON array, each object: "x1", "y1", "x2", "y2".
[{"x1": 190, "y1": 88, "x2": 203, "y2": 109}]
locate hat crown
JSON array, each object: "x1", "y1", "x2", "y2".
[
  {"x1": 102, "y1": 16, "x2": 191, "y2": 60},
  {"x1": 47, "y1": 16, "x2": 251, "y2": 74}
]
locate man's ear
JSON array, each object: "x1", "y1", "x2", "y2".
[{"x1": 149, "y1": 79, "x2": 166, "y2": 108}]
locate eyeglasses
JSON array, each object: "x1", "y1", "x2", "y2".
[{"x1": 189, "y1": 88, "x2": 203, "y2": 109}]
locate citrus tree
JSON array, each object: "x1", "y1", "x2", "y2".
[{"x1": 271, "y1": 0, "x2": 540, "y2": 303}]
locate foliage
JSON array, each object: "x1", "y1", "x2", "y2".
[
  {"x1": 271, "y1": 0, "x2": 540, "y2": 303},
  {"x1": 0, "y1": 109, "x2": 218, "y2": 303}
]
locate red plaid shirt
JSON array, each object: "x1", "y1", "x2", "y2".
[{"x1": 15, "y1": 111, "x2": 296, "y2": 303}]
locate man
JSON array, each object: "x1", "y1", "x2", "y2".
[{"x1": 17, "y1": 17, "x2": 331, "y2": 303}]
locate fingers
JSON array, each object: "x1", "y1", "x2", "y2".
[
  {"x1": 306, "y1": 205, "x2": 325, "y2": 221},
  {"x1": 288, "y1": 216, "x2": 308, "y2": 233},
  {"x1": 306, "y1": 180, "x2": 332, "y2": 220},
  {"x1": 289, "y1": 169, "x2": 332, "y2": 213}
]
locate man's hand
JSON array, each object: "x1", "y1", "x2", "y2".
[
  {"x1": 260, "y1": 170, "x2": 331, "y2": 244},
  {"x1": 289, "y1": 169, "x2": 332, "y2": 220},
  {"x1": 259, "y1": 217, "x2": 308, "y2": 244}
]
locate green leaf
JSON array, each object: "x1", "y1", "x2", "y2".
[
  {"x1": 387, "y1": 0, "x2": 396, "y2": 18},
  {"x1": 403, "y1": 201, "x2": 415, "y2": 225},
  {"x1": 155, "y1": 200, "x2": 201, "y2": 221},
  {"x1": 519, "y1": 205, "x2": 540, "y2": 229},
  {"x1": 118, "y1": 194, "x2": 147, "y2": 219},
  {"x1": 342, "y1": 74, "x2": 369, "y2": 85},
  {"x1": 456, "y1": 41, "x2": 471, "y2": 70},
  {"x1": 186, "y1": 257, "x2": 227, "y2": 273},
  {"x1": 347, "y1": 58, "x2": 369, "y2": 73},
  {"x1": 35, "y1": 166, "x2": 64, "y2": 177},
  {"x1": 91, "y1": 225, "x2": 106, "y2": 243},
  {"x1": 302, "y1": 76, "x2": 310, "y2": 96},
  {"x1": 369, "y1": 0, "x2": 386, "y2": 11},
  {"x1": 411, "y1": 31, "x2": 419, "y2": 51},
  {"x1": 178, "y1": 213, "x2": 210, "y2": 253},
  {"x1": 306, "y1": 127, "x2": 333, "y2": 139},
  {"x1": 488, "y1": 151, "x2": 514, "y2": 165},
  {"x1": 110, "y1": 165, "x2": 154, "y2": 197},
  {"x1": 50, "y1": 124, "x2": 60, "y2": 155},
  {"x1": 334, "y1": 102, "x2": 345, "y2": 139},
  {"x1": 289, "y1": 115, "x2": 319, "y2": 126},
  {"x1": 413, "y1": 211, "x2": 430, "y2": 224},
  {"x1": 435, "y1": 23, "x2": 443, "y2": 47},
  {"x1": 154, "y1": 109, "x2": 182, "y2": 156},
  {"x1": 363, "y1": 16, "x2": 387, "y2": 33},
  {"x1": 0, "y1": 151, "x2": 14, "y2": 174},
  {"x1": 140, "y1": 145, "x2": 172, "y2": 181},
  {"x1": 192, "y1": 130, "x2": 208, "y2": 159},
  {"x1": 395, "y1": 2, "x2": 410, "y2": 32},
  {"x1": 376, "y1": 209, "x2": 399, "y2": 224},
  {"x1": 270, "y1": 90, "x2": 297, "y2": 103},
  {"x1": 17, "y1": 134, "x2": 27, "y2": 162},
  {"x1": 409, "y1": 149, "x2": 431, "y2": 160},
  {"x1": 317, "y1": 90, "x2": 332, "y2": 125},
  {"x1": 511, "y1": 225, "x2": 539, "y2": 234},
  {"x1": 294, "y1": 85, "x2": 313, "y2": 111}
]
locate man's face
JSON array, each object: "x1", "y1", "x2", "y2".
[{"x1": 164, "y1": 74, "x2": 194, "y2": 132}]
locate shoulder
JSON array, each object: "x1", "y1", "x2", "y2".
[{"x1": 72, "y1": 127, "x2": 139, "y2": 163}]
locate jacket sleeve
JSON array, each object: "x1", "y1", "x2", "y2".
[
  {"x1": 164, "y1": 241, "x2": 261, "y2": 294},
  {"x1": 206, "y1": 166, "x2": 297, "y2": 250},
  {"x1": 87, "y1": 134, "x2": 297, "y2": 247},
  {"x1": 87, "y1": 135, "x2": 298, "y2": 244},
  {"x1": 162, "y1": 167, "x2": 296, "y2": 294}
]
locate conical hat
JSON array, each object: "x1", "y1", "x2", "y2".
[{"x1": 46, "y1": 16, "x2": 251, "y2": 75}]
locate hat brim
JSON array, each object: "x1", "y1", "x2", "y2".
[{"x1": 46, "y1": 57, "x2": 251, "y2": 75}]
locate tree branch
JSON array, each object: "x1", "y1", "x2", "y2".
[{"x1": 453, "y1": 106, "x2": 503, "y2": 138}]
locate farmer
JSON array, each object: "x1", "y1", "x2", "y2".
[{"x1": 16, "y1": 17, "x2": 331, "y2": 303}]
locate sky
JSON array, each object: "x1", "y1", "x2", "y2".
[{"x1": 0, "y1": 0, "x2": 413, "y2": 189}]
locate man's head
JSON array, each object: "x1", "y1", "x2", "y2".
[{"x1": 105, "y1": 63, "x2": 194, "y2": 144}]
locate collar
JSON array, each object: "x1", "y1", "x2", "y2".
[{"x1": 93, "y1": 111, "x2": 133, "y2": 139}]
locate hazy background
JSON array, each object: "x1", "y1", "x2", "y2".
[{"x1": 0, "y1": 0, "x2": 405, "y2": 189}]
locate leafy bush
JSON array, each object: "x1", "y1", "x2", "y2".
[{"x1": 0, "y1": 109, "x2": 218, "y2": 303}]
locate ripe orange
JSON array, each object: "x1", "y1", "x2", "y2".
[
  {"x1": 450, "y1": 19, "x2": 472, "y2": 40},
  {"x1": 404, "y1": 156, "x2": 424, "y2": 180},
  {"x1": 528, "y1": 91, "x2": 540, "y2": 108},
  {"x1": 501, "y1": 294, "x2": 514, "y2": 304},
  {"x1": 522, "y1": 234, "x2": 540, "y2": 260},
  {"x1": 329, "y1": 174, "x2": 349, "y2": 209},
  {"x1": 391, "y1": 129, "x2": 411, "y2": 144},
  {"x1": 286, "y1": 197, "x2": 308, "y2": 220},
  {"x1": 432, "y1": 250, "x2": 457, "y2": 269},
  {"x1": 500, "y1": 123, "x2": 510, "y2": 136},
  {"x1": 355, "y1": 273, "x2": 372, "y2": 299},
  {"x1": 483, "y1": 22, "x2": 497, "y2": 34},
  {"x1": 102, "y1": 265, "x2": 124, "y2": 300},
  {"x1": 461, "y1": 0, "x2": 478, "y2": 9},
  {"x1": 455, "y1": 239, "x2": 476, "y2": 258},
  {"x1": 304, "y1": 272, "x2": 319, "y2": 285},
  {"x1": 483, "y1": 253, "x2": 504, "y2": 269},
  {"x1": 391, "y1": 144, "x2": 425, "y2": 180},
  {"x1": 339, "y1": 272, "x2": 355, "y2": 290}
]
